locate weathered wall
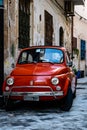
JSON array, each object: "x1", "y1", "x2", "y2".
[
  {"x1": 33, "y1": 0, "x2": 71, "y2": 51},
  {"x1": 73, "y1": 13, "x2": 87, "y2": 75},
  {"x1": 4, "y1": 0, "x2": 19, "y2": 79}
]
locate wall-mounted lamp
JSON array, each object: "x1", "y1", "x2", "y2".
[{"x1": 79, "y1": 16, "x2": 82, "y2": 20}]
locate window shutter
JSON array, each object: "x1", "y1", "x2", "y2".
[{"x1": 80, "y1": 40, "x2": 86, "y2": 60}]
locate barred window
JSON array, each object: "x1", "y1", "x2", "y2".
[
  {"x1": 80, "y1": 40, "x2": 86, "y2": 60},
  {"x1": 19, "y1": 0, "x2": 30, "y2": 49},
  {"x1": 44, "y1": 10, "x2": 53, "y2": 46}
]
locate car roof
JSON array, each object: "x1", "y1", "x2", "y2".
[{"x1": 20, "y1": 46, "x2": 66, "y2": 52}]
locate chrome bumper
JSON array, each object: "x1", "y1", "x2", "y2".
[
  {"x1": 3, "y1": 91, "x2": 63, "y2": 97},
  {"x1": 3, "y1": 85, "x2": 63, "y2": 100}
]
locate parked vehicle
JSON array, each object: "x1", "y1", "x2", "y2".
[{"x1": 2, "y1": 46, "x2": 77, "y2": 111}]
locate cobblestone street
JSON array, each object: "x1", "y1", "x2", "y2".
[{"x1": 0, "y1": 81, "x2": 87, "y2": 130}]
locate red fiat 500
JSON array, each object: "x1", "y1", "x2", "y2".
[{"x1": 3, "y1": 46, "x2": 77, "y2": 111}]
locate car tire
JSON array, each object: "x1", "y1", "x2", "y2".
[
  {"x1": 5, "y1": 99, "x2": 14, "y2": 111},
  {"x1": 60, "y1": 87, "x2": 73, "y2": 111},
  {"x1": 73, "y1": 89, "x2": 76, "y2": 98}
]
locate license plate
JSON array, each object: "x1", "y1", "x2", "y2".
[{"x1": 24, "y1": 95, "x2": 39, "y2": 101}]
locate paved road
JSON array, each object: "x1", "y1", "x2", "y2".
[{"x1": 0, "y1": 84, "x2": 87, "y2": 130}]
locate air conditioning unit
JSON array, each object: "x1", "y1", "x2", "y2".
[{"x1": 64, "y1": 1, "x2": 74, "y2": 16}]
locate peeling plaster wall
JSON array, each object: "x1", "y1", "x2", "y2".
[
  {"x1": 33, "y1": 0, "x2": 71, "y2": 52},
  {"x1": 4, "y1": 0, "x2": 19, "y2": 79},
  {"x1": 73, "y1": 14, "x2": 87, "y2": 74}
]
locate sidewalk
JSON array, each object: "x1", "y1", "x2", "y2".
[{"x1": 77, "y1": 76, "x2": 87, "y2": 85}]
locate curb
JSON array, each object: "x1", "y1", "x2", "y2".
[
  {"x1": 77, "y1": 82, "x2": 87, "y2": 85},
  {"x1": 77, "y1": 77, "x2": 87, "y2": 85}
]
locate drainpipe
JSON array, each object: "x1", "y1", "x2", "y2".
[{"x1": 71, "y1": 16, "x2": 74, "y2": 62}]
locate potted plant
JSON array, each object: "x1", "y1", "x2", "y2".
[{"x1": 73, "y1": 48, "x2": 79, "y2": 57}]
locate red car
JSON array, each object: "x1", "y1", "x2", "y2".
[{"x1": 3, "y1": 46, "x2": 77, "y2": 111}]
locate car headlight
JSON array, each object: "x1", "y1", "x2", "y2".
[
  {"x1": 51, "y1": 77, "x2": 59, "y2": 85},
  {"x1": 6, "y1": 77, "x2": 14, "y2": 86}
]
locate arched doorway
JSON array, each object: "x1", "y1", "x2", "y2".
[{"x1": 59, "y1": 27, "x2": 64, "y2": 47}]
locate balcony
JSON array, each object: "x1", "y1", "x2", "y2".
[
  {"x1": 64, "y1": 0, "x2": 85, "y2": 5},
  {"x1": 51, "y1": 0, "x2": 84, "y2": 16},
  {"x1": 73, "y1": 0, "x2": 84, "y2": 5}
]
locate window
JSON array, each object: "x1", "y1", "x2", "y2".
[
  {"x1": 64, "y1": 1, "x2": 74, "y2": 15},
  {"x1": 59, "y1": 27, "x2": 64, "y2": 47},
  {"x1": 80, "y1": 40, "x2": 86, "y2": 60},
  {"x1": 44, "y1": 11, "x2": 53, "y2": 46},
  {"x1": 19, "y1": 0, "x2": 30, "y2": 49}
]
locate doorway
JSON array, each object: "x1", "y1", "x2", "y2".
[
  {"x1": 44, "y1": 10, "x2": 53, "y2": 46},
  {"x1": 19, "y1": 0, "x2": 30, "y2": 49},
  {"x1": 59, "y1": 27, "x2": 64, "y2": 47}
]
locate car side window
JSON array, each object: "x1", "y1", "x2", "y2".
[
  {"x1": 28, "y1": 54, "x2": 33, "y2": 62},
  {"x1": 20, "y1": 52, "x2": 27, "y2": 62}
]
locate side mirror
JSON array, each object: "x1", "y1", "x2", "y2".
[{"x1": 67, "y1": 61, "x2": 73, "y2": 67}]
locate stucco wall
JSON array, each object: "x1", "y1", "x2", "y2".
[
  {"x1": 4, "y1": 0, "x2": 19, "y2": 79},
  {"x1": 33, "y1": 0, "x2": 71, "y2": 51},
  {"x1": 73, "y1": 13, "x2": 87, "y2": 74}
]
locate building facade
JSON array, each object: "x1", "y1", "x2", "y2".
[
  {"x1": 1, "y1": 0, "x2": 84, "y2": 90},
  {"x1": 73, "y1": 1, "x2": 87, "y2": 76}
]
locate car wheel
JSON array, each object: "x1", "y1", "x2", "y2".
[
  {"x1": 5, "y1": 99, "x2": 14, "y2": 111},
  {"x1": 73, "y1": 89, "x2": 76, "y2": 98},
  {"x1": 60, "y1": 87, "x2": 73, "y2": 111}
]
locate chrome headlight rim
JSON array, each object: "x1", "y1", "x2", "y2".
[
  {"x1": 6, "y1": 77, "x2": 14, "y2": 86},
  {"x1": 51, "y1": 77, "x2": 59, "y2": 85}
]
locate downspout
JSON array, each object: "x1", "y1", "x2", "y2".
[{"x1": 71, "y1": 16, "x2": 74, "y2": 62}]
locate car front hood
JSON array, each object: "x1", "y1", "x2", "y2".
[{"x1": 11, "y1": 63, "x2": 67, "y2": 76}]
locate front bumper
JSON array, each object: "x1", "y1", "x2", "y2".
[{"x1": 3, "y1": 85, "x2": 64, "y2": 101}]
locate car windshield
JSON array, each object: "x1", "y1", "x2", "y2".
[{"x1": 18, "y1": 48, "x2": 64, "y2": 64}]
